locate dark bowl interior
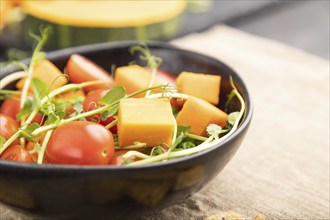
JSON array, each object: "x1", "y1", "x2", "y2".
[{"x1": 0, "y1": 41, "x2": 253, "y2": 219}]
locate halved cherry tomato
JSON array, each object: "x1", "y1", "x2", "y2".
[
  {"x1": 0, "y1": 114, "x2": 20, "y2": 147},
  {"x1": 82, "y1": 89, "x2": 117, "y2": 133},
  {"x1": 66, "y1": 54, "x2": 114, "y2": 93},
  {"x1": 0, "y1": 96, "x2": 44, "y2": 124},
  {"x1": 0, "y1": 145, "x2": 34, "y2": 163},
  {"x1": 46, "y1": 121, "x2": 114, "y2": 165},
  {"x1": 156, "y1": 69, "x2": 176, "y2": 85}
]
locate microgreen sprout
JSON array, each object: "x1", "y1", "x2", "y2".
[
  {"x1": 20, "y1": 26, "x2": 52, "y2": 109},
  {"x1": 37, "y1": 130, "x2": 53, "y2": 164},
  {"x1": 115, "y1": 142, "x2": 147, "y2": 150},
  {"x1": 129, "y1": 43, "x2": 162, "y2": 97}
]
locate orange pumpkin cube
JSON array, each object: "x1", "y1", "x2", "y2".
[
  {"x1": 118, "y1": 98, "x2": 175, "y2": 147},
  {"x1": 176, "y1": 96, "x2": 228, "y2": 136},
  {"x1": 176, "y1": 72, "x2": 221, "y2": 105},
  {"x1": 114, "y1": 65, "x2": 162, "y2": 98},
  {"x1": 16, "y1": 59, "x2": 68, "y2": 91}
]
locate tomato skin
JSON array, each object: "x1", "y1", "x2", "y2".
[
  {"x1": 66, "y1": 54, "x2": 114, "y2": 93},
  {"x1": 83, "y1": 89, "x2": 117, "y2": 133},
  {"x1": 170, "y1": 98, "x2": 185, "y2": 110},
  {"x1": 0, "y1": 97, "x2": 20, "y2": 121},
  {"x1": 0, "y1": 96, "x2": 44, "y2": 125},
  {"x1": 109, "y1": 150, "x2": 142, "y2": 166},
  {"x1": 31, "y1": 113, "x2": 44, "y2": 125},
  {"x1": 109, "y1": 150, "x2": 129, "y2": 165},
  {"x1": 0, "y1": 145, "x2": 34, "y2": 163},
  {"x1": 0, "y1": 114, "x2": 20, "y2": 147},
  {"x1": 46, "y1": 121, "x2": 114, "y2": 165}
]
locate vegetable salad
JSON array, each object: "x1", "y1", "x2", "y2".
[{"x1": 0, "y1": 28, "x2": 245, "y2": 166}]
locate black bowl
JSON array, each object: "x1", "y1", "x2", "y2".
[{"x1": 0, "y1": 41, "x2": 253, "y2": 219}]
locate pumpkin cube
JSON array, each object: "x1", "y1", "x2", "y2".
[
  {"x1": 118, "y1": 98, "x2": 175, "y2": 147},
  {"x1": 115, "y1": 65, "x2": 162, "y2": 98},
  {"x1": 16, "y1": 59, "x2": 68, "y2": 91},
  {"x1": 176, "y1": 72, "x2": 221, "y2": 105},
  {"x1": 176, "y1": 96, "x2": 228, "y2": 136}
]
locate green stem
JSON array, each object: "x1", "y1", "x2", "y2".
[
  {"x1": 185, "y1": 133, "x2": 208, "y2": 141},
  {"x1": 105, "y1": 116, "x2": 118, "y2": 130},
  {"x1": 126, "y1": 84, "x2": 166, "y2": 98},
  {"x1": 145, "y1": 67, "x2": 157, "y2": 97},
  {"x1": 1, "y1": 81, "x2": 103, "y2": 154},
  {"x1": 37, "y1": 130, "x2": 52, "y2": 164},
  {"x1": 122, "y1": 151, "x2": 151, "y2": 160},
  {"x1": 23, "y1": 81, "x2": 102, "y2": 126},
  {"x1": 0, "y1": 132, "x2": 21, "y2": 154},
  {"x1": 116, "y1": 142, "x2": 147, "y2": 150},
  {"x1": 0, "y1": 90, "x2": 22, "y2": 96},
  {"x1": 126, "y1": 136, "x2": 214, "y2": 166},
  {"x1": 20, "y1": 28, "x2": 48, "y2": 109}
]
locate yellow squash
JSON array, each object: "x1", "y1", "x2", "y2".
[{"x1": 118, "y1": 98, "x2": 175, "y2": 147}]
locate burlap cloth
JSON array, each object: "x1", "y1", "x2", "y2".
[{"x1": 1, "y1": 25, "x2": 329, "y2": 220}]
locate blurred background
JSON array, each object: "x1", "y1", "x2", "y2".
[{"x1": 0, "y1": 0, "x2": 329, "y2": 62}]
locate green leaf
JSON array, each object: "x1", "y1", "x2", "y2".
[
  {"x1": 206, "y1": 124, "x2": 222, "y2": 137},
  {"x1": 19, "y1": 123, "x2": 40, "y2": 142},
  {"x1": 170, "y1": 132, "x2": 185, "y2": 151},
  {"x1": 99, "y1": 86, "x2": 126, "y2": 105},
  {"x1": 0, "y1": 136, "x2": 6, "y2": 149},
  {"x1": 176, "y1": 125, "x2": 191, "y2": 137},
  {"x1": 45, "y1": 112, "x2": 64, "y2": 126},
  {"x1": 34, "y1": 143, "x2": 42, "y2": 153},
  {"x1": 100, "y1": 104, "x2": 119, "y2": 121},
  {"x1": 16, "y1": 99, "x2": 33, "y2": 121},
  {"x1": 31, "y1": 77, "x2": 49, "y2": 100},
  {"x1": 73, "y1": 100, "x2": 83, "y2": 114},
  {"x1": 180, "y1": 141, "x2": 196, "y2": 150},
  {"x1": 41, "y1": 101, "x2": 56, "y2": 115},
  {"x1": 150, "y1": 146, "x2": 165, "y2": 156},
  {"x1": 0, "y1": 90, "x2": 21, "y2": 100}
]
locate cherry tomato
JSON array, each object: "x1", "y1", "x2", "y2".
[
  {"x1": 0, "y1": 145, "x2": 34, "y2": 163},
  {"x1": 82, "y1": 89, "x2": 117, "y2": 133},
  {"x1": 109, "y1": 150, "x2": 129, "y2": 165},
  {"x1": 170, "y1": 98, "x2": 186, "y2": 110},
  {"x1": 31, "y1": 113, "x2": 44, "y2": 125},
  {"x1": 0, "y1": 114, "x2": 20, "y2": 147},
  {"x1": 66, "y1": 54, "x2": 114, "y2": 93},
  {"x1": 46, "y1": 121, "x2": 115, "y2": 165},
  {"x1": 26, "y1": 132, "x2": 46, "y2": 150},
  {"x1": 0, "y1": 96, "x2": 44, "y2": 125},
  {"x1": 156, "y1": 69, "x2": 176, "y2": 85},
  {"x1": 109, "y1": 150, "x2": 141, "y2": 166},
  {"x1": 0, "y1": 96, "x2": 20, "y2": 121}
]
